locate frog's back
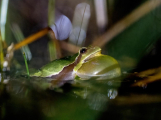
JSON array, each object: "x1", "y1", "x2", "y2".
[{"x1": 32, "y1": 53, "x2": 78, "y2": 77}]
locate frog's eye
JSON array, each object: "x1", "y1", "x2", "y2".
[{"x1": 80, "y1": 48, "x2": 87, "y2": 54}]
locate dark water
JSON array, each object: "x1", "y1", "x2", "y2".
[{"x1": 0, "y1": 72, "x2": 161, "y2": 120}]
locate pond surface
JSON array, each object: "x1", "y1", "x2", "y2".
[{"x1": 1, "y1": 72, "x2": 161, "y2": 120}]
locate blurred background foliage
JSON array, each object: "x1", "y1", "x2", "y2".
[
  {"x1": 1, "y1": 0, "x2": 160, "y2": 73},
  {"x1": 1, "y1": 0, "x2": 161, "y2": 120}
]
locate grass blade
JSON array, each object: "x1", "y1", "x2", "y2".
[
  {"x1": 0, "y1": 0, "x2": 9, "y2": 41},
  {"x1": 23, "y1": 52, "x2": 30, "y2": 78},
  {"x1": 0, "y1": 35, "x2": 4, "y2": 71}
]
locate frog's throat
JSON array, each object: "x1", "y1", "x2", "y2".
[{"x1": 73, "y1": 51, "x2": 101, "y2": 73}]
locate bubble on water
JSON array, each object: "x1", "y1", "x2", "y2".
[{"x1": 107, "y1": 89, "x2": 118, "y2": 99}]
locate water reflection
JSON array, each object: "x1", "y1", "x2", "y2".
[
  {"x1": 72, "y1": 80, "x2": 119, "y2": 111},
  {"x1": 0, "y1": 72, "x2": 10, "y2": 84},
  {"x1": 87, "y1": 93, "x2": 107, "y2": 111},
  {"x1": 0, "y1": 74, "x2": 121, "y2": 119},
  {"x1": 39, "y1": 97, "x2": 55, "y2": 117}
]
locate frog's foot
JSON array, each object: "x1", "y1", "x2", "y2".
[{"x1": 30, "y1": 70, "x2": 42, "y2": 77}]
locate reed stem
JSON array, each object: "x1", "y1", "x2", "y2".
[{"x1": 23, "y1": 52, "x2": 30, "y2": 78}]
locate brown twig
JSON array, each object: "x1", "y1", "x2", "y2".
[
  {"x1": 131, "y1": 73, "x2": 161, "y2": 87},
  {"x1": 131, "y1": 67, "x2": 161, "y2": 87},
  {"x1": 14, "y1": 27, "x2": 51, "y2": 50},
  {"x1": 60, "y1": 41, "x2": 80, "y2": 53}
]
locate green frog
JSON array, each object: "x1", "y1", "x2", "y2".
[{"x1": 31, "y1": 46, "x2": 121, "y2": 80}]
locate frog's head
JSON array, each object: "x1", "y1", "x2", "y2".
[{"x1": 74, "y1": 46, "x2": 101, "y2": 72}]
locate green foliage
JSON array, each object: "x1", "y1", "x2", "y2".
[
  {"x1": 106, "y1": 7, "x2": 161, "y2": 71},
  {"x1": 23, "y1": 52, "x2": 30, "y2": 78},
  {"x1": 0, "y1": 36, "x2": 4, "y2": 72}
]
